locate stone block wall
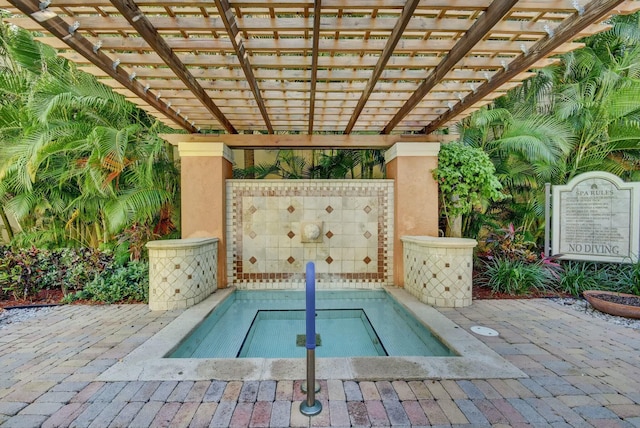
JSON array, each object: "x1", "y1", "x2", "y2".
[
  {"x1": 402, "y1": 236, "x2": 476, "y2": 307},
  {"x1": 147, "y1": 238, "x2": 218, "y2": 310}
]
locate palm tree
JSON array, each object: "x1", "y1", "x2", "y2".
[
  {"x1": 456, "y1": 107, "x2": 573, "y2": 239},
  {"x1": 553, "y1": 43, "x2": 640, "y2": 180},
  {"x1": 455, "y1": 12, "x2": 640, "y2": 242},
  {"x1": 0, "y1": 25, "x2": 179, "y2": 251}
]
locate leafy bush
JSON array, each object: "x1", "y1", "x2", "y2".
[
  {"x1": 557, "y1": 261, "x2": 608, "y2": 297},
  {"x1": 556, "y1": 260, "x2": 640, "y2": 297},
  {"x1": 0, "y1": 246, "x2": 42, "y2": 300},
  {"x1": 63, "y1": 261, "x2": 149, "y2": 304},
  {"x1": 476, "y1": 257, "x2": 557, "y2": 295},
  {"x1": 613, "y1": 260, "x2": 640, "y2": 296},
  {"x1": 0, "y1": 246, "x2": 113, "y2": 300},
  {"x1": 432, "y1": 142, "x2": 506, "y2": 236},
  {"x1": 480, "y1": 223, "x2": 539, "y2": 262}
]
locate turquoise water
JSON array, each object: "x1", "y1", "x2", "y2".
[
  {"x1": 169, "y1": 290, "x2": 455, "y2": 358},
  {"x1": 238, "y1": 309, "x2": 387, "y2": 357}
]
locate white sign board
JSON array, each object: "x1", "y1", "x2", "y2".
[{"x1": 552, "y1": 171, "x2": 640, "y2": 263}]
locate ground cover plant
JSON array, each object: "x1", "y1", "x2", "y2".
[
  {"x1": 474, "y1": 223, "x2": 640, "y2": 299},
  {"x1": 0, "y1": 245, "x2": 148, "y2": 306}
]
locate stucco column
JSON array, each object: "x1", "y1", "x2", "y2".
[
  {"x1": 385, "y1": 142, "x2": 441, "y2": 286},
  {"x1": 177, "y1": 142, "x2": 233, "y2": 288}
]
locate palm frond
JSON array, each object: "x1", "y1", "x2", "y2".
[{"x1": 104, "y1": 188, "x2": 172, "y2": 234}]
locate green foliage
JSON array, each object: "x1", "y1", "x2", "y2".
[
  {"x1": 480, "y1": 223, "x2": 539, "y2": 262},
  {"x1": 557, "y1": 260, "x2": 640, "y2": 297},
  {"x1": 63, "y1": 261, "x2": 149, "y2": 304},
  {"x1": 0, "y1": 243, "x2": 149, "y2": 304},
  {"x1": 621, "y1": 259, "x2": 640, "y2": 296},
  {"x1": 233, "y1": 149, "x2": 386, "y2": 180},
  {"x1": 476, "y1": 257, "x2": 556, "y2": 295},
  {"x1": 455, "y1": 14, "x2": 640, "y2": 243},
  {"x1": 0, "y1": 246, "x2": 112, "y2": 299},
  {"x1": 0, "y1": 25, "x2": 179, "y2": 254},
  {"x1": 432, "y1": 143, "x2": 506, "y2": 228},
  {"x1": 557, "y1": 261, "x2": 611, "y2": 297}
]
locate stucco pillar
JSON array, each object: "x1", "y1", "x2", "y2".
[
  {"x1": 385, "y1": 142, "x2": 441, "y2": 286},
  {"x1": 177, "y1": 142, "x2": 233, "y2": 288}
]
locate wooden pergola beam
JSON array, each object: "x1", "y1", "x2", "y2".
[
  {"x1": 308, "y1": 0, "x2": 321, "y2": 134},
  {"x1": 109, "y1": 0, "x2": 237, "y2": 134},
  {"x1": 344, "y1": 0, "x2": 420, "y2": 134},
  {"x1": 423, "y1": 0, "x2": 628, "y2": 134},
  {"x1": 214, "y1": 0, "x2": 273, "y2": 133},
  {"x1": 160, "y1": 133, "x2": 449, "y2": 149},
  {"x1": 382, "y1": 0, "x2": 519, "y2": 134},
  {"x1": 6, "y1": 0, "x2": 198, "y2": 133}
]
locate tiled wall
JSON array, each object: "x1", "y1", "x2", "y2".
[
  {"x1": 147, "y1": 238, "x2": 218, "y2": 310},
  {"x1": 227, "y1": 180, "x2": 394, "y2": 289},
  {"x1": 402, "y1": 236, "x2": 476, "y2": 307}
]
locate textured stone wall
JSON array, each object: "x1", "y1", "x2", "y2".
[
  {"x1": 147, "y1": 238, "x2": 218, "y2": 310},
  {"x1": 402, "y1": 236, "x2": 476, "y2": 307}
]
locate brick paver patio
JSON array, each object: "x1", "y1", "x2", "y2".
[{"x1": 1, "y1": 298, "x2": 639, "y2": 427}]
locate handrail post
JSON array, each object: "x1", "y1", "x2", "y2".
[{"x1": 300, "y1": 261, "x2": 322, "y2": 416}]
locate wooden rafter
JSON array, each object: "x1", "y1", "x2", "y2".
[
  {"x1": 381, "y1": 0, "x2": 519, "y2": 134},
  {"x1": 109, "y1": 0, "x2": 237, "y2": 133},
  {"x1": 423, "y1": 0, "x2": 630, "y2": 134},
  {"x1": 5, "y1": 0, "x2": 198, "y2": 133},
  {"x1": 308, "y1": 0, "x2": 321, "y2": 134},
  {"x1": 8, "y1": 16, "x2": 610, "y2": 37},
  {"x1": 343, "y1": 0, "x2": 420, "y2": 134},
  {"x1": 214, "y1": 0, "x2": 273, "y2": 133}
]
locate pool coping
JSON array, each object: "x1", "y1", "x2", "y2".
[{"x1": 98, "y1": 286, "x2": 527, "y2": 381}]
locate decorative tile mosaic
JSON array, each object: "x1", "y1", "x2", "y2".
[
  {"x1": 227, "y1": 180, "x2": 394, "y2": 289},
  {"x1": 402, "y1": 238, "x2": 475, "y2": 308},
  {"x1": 147, "y1": 238, "x2": 218, "y2": 310}
]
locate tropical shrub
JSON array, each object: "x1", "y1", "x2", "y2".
[
  {"x1": 0, "y1": 246, "x2": 43, "y2": 300},
  {"x1": 480, "y1": 223, "x2": 539, "y2": 262},
  {"x1": 476, "y1": 257, "x2": 556, "y2": 295},
  {"x1": 63, "y1": 260, "x2": 149, "y2": 304},
  {"x1": 557, "y1": 261, "x2": 609, "y2": 297},
  {"x1": 556, "y1": 259, "x2": 640, "y2": 297},
  {"x1": 432, "y1": 142, "x2": 506, "y2": 237},
  {"x1": 0, "y1": 25, "x2": 180, "y2": 255},
  {"x1": 0, "y1": 246, "x2": 112, "y2": 299}
]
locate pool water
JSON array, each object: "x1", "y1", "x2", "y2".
[
  {"x1": 238, "y1": 309, "x2": 387, "y2": 358},
  {"x1": 169, "y1": 290, "x2": 455, "y2": 358}
]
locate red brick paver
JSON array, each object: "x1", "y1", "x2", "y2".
[{"x1": 0, "y1": 300, "x2": 639, "y2": 427}]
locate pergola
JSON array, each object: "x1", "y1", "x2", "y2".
[{"x1": 3, "y1": 0, "x2": 639, "y2": 146}]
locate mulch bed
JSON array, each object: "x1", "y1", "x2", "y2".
[
  {"x1": 0, "y1": 289, "x2": 65, "y2": 310},
  {"x1": 0, "y1": 289, "x2": 101, "y2": 310},
  {"x1": 588, "y1": 293, "x2": 640, "y2": 308},
  {"x1": 472, "y1": 286, "x2": 570, "y2": 300}
]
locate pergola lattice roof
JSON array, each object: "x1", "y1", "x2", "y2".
[{"x1": 2, "y1": 0, "x2": 639, "y2": 138}]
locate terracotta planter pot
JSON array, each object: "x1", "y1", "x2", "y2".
[{"x1": 583, "y1": 290, "x2": 640, "y2": 320}]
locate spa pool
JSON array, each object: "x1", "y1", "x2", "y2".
[{"x1": 169, "y1": 290, "x2": 455, "y2": 358}]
